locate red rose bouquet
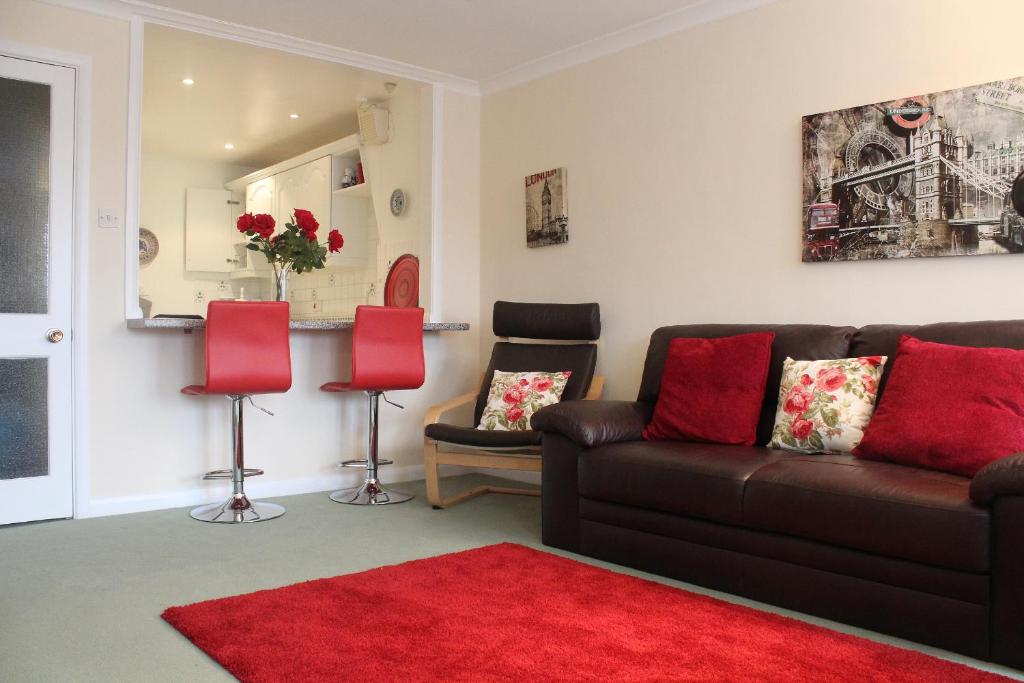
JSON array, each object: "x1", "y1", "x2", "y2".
[{"x1": 236, "y1": 208, "x2": 343, "y2": 300}]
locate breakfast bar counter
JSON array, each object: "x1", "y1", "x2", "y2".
[{"x1": 127, "y1": 318, "x2": 470, "y2": 332}]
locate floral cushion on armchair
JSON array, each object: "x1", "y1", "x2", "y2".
[
  {"x1": 477, "y1": 371, "x2": 572, "y2": 431},
  {"x1": 769, "y1": 356, "x2": 887, "y2": 454}
]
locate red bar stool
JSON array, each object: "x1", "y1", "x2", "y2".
[
  {"x1": 182, "y1": 301, "x2": 292, "y2": 523},
  {"x1": 321, "y1": 305, "x2": 425, "y2": 505}
]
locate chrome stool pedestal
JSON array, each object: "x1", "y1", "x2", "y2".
[
  {"x1": 191, "y1": 396, "x2": 286, "y2": 523},
  {"x1": 189, "y1": 496, "x2": 286, "y2": 523},
  {"x1": 330, "y1": 391, "x2": 413, "y2": 505}
]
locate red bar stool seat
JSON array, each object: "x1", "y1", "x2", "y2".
[
  {"x1": 321, "y1": 305, "x2": 425, "y2": 505},
  {"x1": 182, "y1": 301, "x2": 292, "y2": 523}
]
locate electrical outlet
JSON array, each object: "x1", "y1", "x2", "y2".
[
  {"x1": 194, "y1": 290, "x2": 206, "y2": 305},
  {"x1": 311, "y1": 288, "x2": 318, "y2": 300},
  {"x1": 217, "y1": 281, "x2": 229, "y2": 293},
  {"x1": 328, "y1": 274, "x2": 336, "y2": 286}
]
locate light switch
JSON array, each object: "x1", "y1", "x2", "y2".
[{"x1": 98, "y1": 208, "x2": 121, "y2": 229}]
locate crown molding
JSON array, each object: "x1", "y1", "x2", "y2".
[
  {"x1": 479, "y1": 0, "x2": 778, "y2": 95},
  {"x1": 41, "y1": 0, "x2": 777, "y2": 98},
  {"x1": 40, "y1": 0, "x2": 481, "y2": 95}
]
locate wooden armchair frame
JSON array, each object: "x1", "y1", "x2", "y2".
[{"x1": 423, "y1": 374, "x2": 605, "y2": 508}]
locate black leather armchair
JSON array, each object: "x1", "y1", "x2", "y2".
[{"x1": 423, "y1": 301, "x2": 603, "y2": 508}]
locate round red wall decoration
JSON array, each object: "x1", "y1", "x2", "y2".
[{"x1": 384, "y1": 254, "x2": 419, "y2": 307}]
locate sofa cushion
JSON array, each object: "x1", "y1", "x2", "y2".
[
  {"x1": 849, "y1": 319, "x2": 1024, "y2": 403},
  {"x1": 637, "y1": 324, "x2": 856, "y2": 446},
  {"x1": 768, "y1": 356, "x2": 886, "y2": 454},
  {"x1": 579, "y1": 441, "x2": 794, "y2": 525},
  {"x1": 744, "y1": 455, "x2": 989, "y2": 572},
  {"x1": 642, "y1": 332, "x2": 774, "y2": 446},
  {"x1": 854, "y1": 336, "x2": 1024, "y2": 477}
]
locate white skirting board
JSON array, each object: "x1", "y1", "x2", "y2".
[{"x1": 77, "y1": 463, "x2": 470, "y2": 519}]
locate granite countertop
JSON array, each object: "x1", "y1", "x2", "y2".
[{"x1": 127, "y1": 318, "x2": 469, "y2": 331}]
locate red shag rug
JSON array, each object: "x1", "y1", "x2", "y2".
[{"x1": 163, "y1": 543, "x2": 1010, "y2": 682}]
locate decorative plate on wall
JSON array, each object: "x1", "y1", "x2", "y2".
[
  {"x1": 384, "y1": 254, "x2": 419, "y2": 307},
  {"x1": 139, "y1": 228, "x2": 159, "y2": 266},
  {"x1": 390, "y1": 188, "x2": 406, "y2": 216}
]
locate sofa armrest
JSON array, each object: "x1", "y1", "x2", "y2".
[
  {"x1": 970, "y1": 452, "x2": 1024, "y2": 505},
  {"x1": 531, "y1": 400, "x2": 653, "y2": 449}
]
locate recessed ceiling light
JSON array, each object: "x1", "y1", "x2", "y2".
[
  {"x1": 224, "y1": 143, "x2": 235, "y2": 150},
  {"x1": 289, "y1": 113, "x2": 300, "y2": 119},
  {"x1": 182, "y1": 77, "x2": 195, "y2": 86}
]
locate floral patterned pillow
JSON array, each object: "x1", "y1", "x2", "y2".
[
  {"x1": 477, "y1": 370, "x2": 572, "y2": 431},
  {"x1": 768, "y1": 356, "x2": 887, "y2": 454}
]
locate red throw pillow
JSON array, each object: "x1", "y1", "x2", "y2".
[
  {"x1": 853, "y1": 335, "x2": 1024, "y2": 477},
  {"x1": 642, "y1": 332, "x2": 775, "y2": 446}
]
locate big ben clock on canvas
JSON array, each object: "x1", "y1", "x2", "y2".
[{"x1": 525, "y1": 167, "x2": 568, "y2": 248}]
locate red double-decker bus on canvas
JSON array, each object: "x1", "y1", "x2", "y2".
[{"x1": 804, "y1": 202, "x2": 840, "y2": 261}]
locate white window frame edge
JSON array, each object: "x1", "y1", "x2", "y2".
[
  {"x1": 428, "y1": 85, "x2": 444, "y2": 322},
  {"x1": 0, "y1": 39, "x2": 93, "y2": 519},
  {"x1": 124, "y1": 15, "x2": 143, "y2": 319},
  {"x1": 123, "y1": 10, "x2": 458, "y2": 323}
]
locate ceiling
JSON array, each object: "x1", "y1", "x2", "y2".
[
  {"x1": 139, "y1": 0, "x2": 710, "y2": 83},
  {"x1": 142, "y1": 24, "x2": 419, "y2": 166}
]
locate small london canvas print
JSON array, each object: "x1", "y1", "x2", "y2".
[
  {"x1": 526, "y1": 168, "x2": 568, "y2": 248},
  {"x1": 802, "y1": 76, "x2": 1024, "y2": 262}
]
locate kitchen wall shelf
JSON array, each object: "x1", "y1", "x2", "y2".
[{"x1": 332, "y1": 182, "x2": 370, "y2": 198}]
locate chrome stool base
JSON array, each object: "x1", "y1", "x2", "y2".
[
  {"x1": 330, "y1": 478, "x2": 413, "y2": 505},
  {"x1": 190, "y1": 395, "x2": 286, "y2": 524},
  {"x1": 190, "y1": 494, "x2": 286, "y2": 523},
  {"x1": 329, "y1": 391, "x2": 414, "y2": 506}
]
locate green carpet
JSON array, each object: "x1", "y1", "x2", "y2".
[{"x1": 0, "y1": 474, "x2": 1018, "y2": 682}]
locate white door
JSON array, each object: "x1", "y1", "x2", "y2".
[{"x1": 0, "y1": 56, "x2": 76, "y2": 525}]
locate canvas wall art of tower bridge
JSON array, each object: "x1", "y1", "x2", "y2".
[{"x1": 802, "y1": 77, "x2": 1024, "y2": 262}]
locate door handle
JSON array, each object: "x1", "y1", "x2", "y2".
[{"x1": 46, "y1": 328, "x2": 64, "y2": 343}]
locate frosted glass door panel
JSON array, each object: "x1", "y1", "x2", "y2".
[
  {"x1": 0, "y1": 358, "x2": 48, "y2": 480},
  {"x1": 0, "y1": 76, "x2": 50, "y2": 314}
]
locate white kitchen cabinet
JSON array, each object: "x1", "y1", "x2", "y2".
[
  {"x1": 227, "y1": 141, "x2": 374, "y2": 271},
  {"x1": 274, "y1": 156, "x2": 331, "y2": 233},
  {"x1": 245, "y1": 176, "x2": 275, "y2": 216},
  {"x1": 185, "y1": 187, "x2": 236, "y2": 272},
  {"x1": 329, "y1": 190, "x2": 373, "y2": 268}
]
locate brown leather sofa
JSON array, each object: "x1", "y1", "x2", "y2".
[{"x1": 531, "y1": 321, "x2": 1024, "y2": 668}]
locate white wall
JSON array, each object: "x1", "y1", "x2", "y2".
[
  {"x1": 362, "y1": 82, "x2": 422, "y2": 279},
  {"x1": 2, "y1": 0, "x2": 481, "y2": 516},
  {"x1": 139, "y1": 153, "x2": 255, "y2": 316},
  {"x1": 480, "y1": 0, "x2": 1024, "y2": 402}
]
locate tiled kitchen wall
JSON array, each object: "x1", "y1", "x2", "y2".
[
  {"x1": 238, "y1": 232, "x2": 421, "y2": 320},
  {"x1": 285, "y1": 236, "x2": 420, "y2": 319},
  {"x1": 286, "y1": 265, "x2": 380, "y2": 319}
]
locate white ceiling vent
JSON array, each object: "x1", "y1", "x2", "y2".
[{"x1": 357, "y1": 102, "x2": 390, "y2": 145}]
